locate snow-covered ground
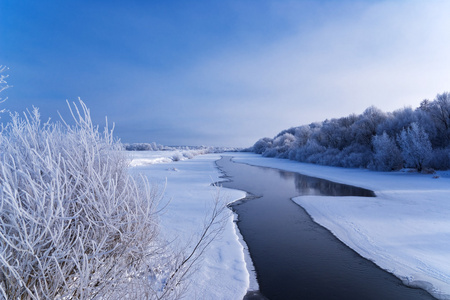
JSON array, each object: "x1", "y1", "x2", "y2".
[
  {"x1": 128, "y1": 150, "x2": 450, "y2": 299},
  {"x1": 128, "y1": 150, "x2": 202, "y2": 166},
  {"x1": 231, "y1": 152, "x2": 450, "y2": 300},
  {"x1": 128, "y1": 150, "x2": 175, "y2": 166},
  {"x1": 128, "y1": 151, "x2": 255, "y2": 299}
]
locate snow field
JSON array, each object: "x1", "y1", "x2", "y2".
[
  {"x1": 129, "y1": 152, "x2": 254, "y2": 299},
  {"x1": 128, "y1": 150, "x2": 190, "y2": 166},
  {"x1": 129, "y1": 150, "x2": 450, "y2": 299}
]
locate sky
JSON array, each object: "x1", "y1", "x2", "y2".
[{"x1": 1, "y1": 0, "x2": 450, "y2": 147}]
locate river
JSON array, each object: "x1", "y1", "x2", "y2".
[{"x1": 216, "y1": 156, "x2": 435, "y2": 300}]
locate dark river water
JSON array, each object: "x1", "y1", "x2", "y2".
[{"x1": 216, "y1": 156, "x2": 435, "y2": 300}]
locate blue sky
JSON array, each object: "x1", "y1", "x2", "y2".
[{"x1": 1, "y1": 0, "x2": 450, "y2": 147}]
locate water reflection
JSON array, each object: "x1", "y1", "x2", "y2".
[{"x1": 290, "y1": 171, "x2": 375, "y2": 197}]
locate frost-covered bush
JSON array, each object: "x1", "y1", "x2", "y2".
[
  {"x1": 171, "y1": 151, "x2": 184, "y2": 161},
  {"x1": 336, "y1": 143, "x2": 373, "y2": 168},
  {"x1": 428, "y1": 148, "x2": 450, "y2": 170},
  {"x1": 350, "y1": 106, "x2": 386, "y2": 146},
  {"x1": 0, "y1": 102, "x2": 191, "y2": 299},
  {"x1": 296, "y1": 140, "x2": 326, "y2": 162},
  {"x1": 170, "y1": 149, "x2": 209, "y2": 161},
  {"x1": 397, "y1": 122, "x2": 433, "y2": 171},
  {"x1": 370, "y1": 132, "x2": 403, "y2": 171},
  {"x1": 376, "y1": 107, "x2": 417, "y2": 138},
  {"x1": 252, "y1": 137, "x2": 272, "y2": 154},
  {"x1": 0, "y1": 66, "x2": 9, "y2": 113},
  {"x1": 262, "y1": 147, "x2": 278, "y2": 157},
  {"x1": 272, "y1": 133, "x2": 296, "y2": 158},
  {"x1": 317, "y1": 147, "x2": 340, "y2": 166},
  {"x1": 425, "y1": 92, "x2": 450, "y2": 147},
  {"x1": 294, "y1": 125, "x2": 312, "y2": 147},
  {"x1": 182, "y1": 151, "x2": 195, "y2": 159},
  {"x1": 306, "y1": 152, "x2": 325, "y2": 164}
]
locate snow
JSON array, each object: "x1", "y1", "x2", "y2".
[
  {"x1": 128, "y1": 150, "x2": 450, "y2": 299},
  {"x1": 128, "y1": 152, "x2": 255, "y2": 299},
  {"x1": 128, "y1": 150, "x2": 184, "y2": 166},
  {"x1": 231, "y1": 152, "x2": 450, "y2": 300}
]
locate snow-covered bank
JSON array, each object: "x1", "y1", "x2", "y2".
[
  {"x1": 128, "y1": 152, "x2": 254, "y2": 299},
  {"x1": 232, "y1": 152, "x2": 450, "y2": 300},
  {"x1": 127, "y1": 147, "x2": 240, "y2": 166},
  {"x1": 128, "y1": 150, "x2": 195, "y2": 166}
]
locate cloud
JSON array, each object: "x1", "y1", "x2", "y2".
[
  {"x1": 164, "y1": 0, "x2": 450, "y2": 146},
  {"x1": 3, "y1": 0, "x2": 450, "y2": 148}
]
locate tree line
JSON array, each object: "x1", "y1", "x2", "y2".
[
  {"x1": 124, "y1": 142, "x2": 239, "y2": 153},
  {"x1": 250, "y1": 92, "x2": 450, "y2": 172}
]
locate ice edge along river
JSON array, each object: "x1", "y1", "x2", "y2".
[{"x1": 130, "y1": 151, "x2": 450, "y2": 300}]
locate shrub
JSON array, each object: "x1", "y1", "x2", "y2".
[
  {"x1": 171, "y1": 151, "x2": 184, "y2": 161},
  {"x1": 397, "y1": 122, "x2": 433, "y2": 171},
  {"x1": 252, "y1": 137, "x2": 272, "y2": 154},
  {"x1": 370, "y1": 132, "x2": 403, "y2": 171},
  {"x1": 0, "y1": 102, "x2": 194, "y2": 299},
  {"x1": 428, "y1": 148, "x2": 450, "y2": 170}
]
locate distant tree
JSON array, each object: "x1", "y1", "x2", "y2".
[
  {"x1": 418, "y1": 99, "x2": 432, "y2": 112},
  {"x1": 397, "y1": 123, "x2": 433, "y2": 171},
  {"x1": 296, "y1": 139, "x2": 326, "y2": 163},
  {"x1": 294, "y1": 125, "x2": 312, "y2": 147},
  {"x1": 417, "y1": 118, "x2": 440, "y2": 156},
  {"x1": 427, "y1": 92, "x2": 450, "y2": 147},
  {"x1": 262, "y1": 147, "x2": 278, "y2": 157},
  {"x1": 337, "y1": 143, "x2": 373, "y2": 168},
  {"x1": 377, "y1": 107, "x2": 417, "y2": 137},
  {"x1": 272, "y1": 132, "x2": 295, "y2": 158},
  {"x1": 428, "y1": 148, "x2": 450, "y2": 170},
  {"x1": 250, "y1": 93, "x2": 450, "y2": 172},
  {"x1": 274, "y1": 127, "x2": 296, "y2": 138},
  {"x1": 371, "y1": 132, "x2": 403, "y2": 171},
  {"x1": 337, "y1": 114, "x2": 358, "y2": 148},
  {"x1": 318, "y1": 147, "x2": 340, "y2": 166},
  {"x1": 351, "y1": 106, "x2": 387, "y2": 146},
  {"x1": 252, "y1": 137, "x2": 272, "y2": 154},
  {"x1": 317, "y1": 119, "x2": 346, "y2": 149}
]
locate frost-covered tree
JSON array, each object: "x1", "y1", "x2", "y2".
[
  {"x1": 351, "y1": 106, "x2": 387, "y2": 146},
  {"x1": 317, "y1": 119, "x2": 345, "y2": 149},
  {"x1": 252, "y1": 137, "x2": 272, "y2": 154},
  {"x1": 295, "y1": 139, "x2": 326, "y2": 163},
  {"x1": 371, "y1": 132, "x2": 402, "y2": 171},
  {"x1": 428, "y1": 148, "x2": 450, "y2": 170},
  {"x1": 415, "y1": 109, "x2": 438, "y2": 147},
  {"x1": 294, "y1": 125, "x2": 312, "y2": 147},
  {"x1": 377, "y1": 107, "x2": 417, "y2": 137},
  {"x1": 250, "y1": 93, "x2": 450, "y2": 171},
  {"x1": 0, "y1": 66, "x2": 10, "y2": 113},
  {"x1": 397, "y1": 122, "x2": 433, "y2": 171},
  {"x1": 335, "y1": 143, "x2": 373, "y2": 168},
  {"x1": 271, "y1": 133, "x2": 295, "y2": 158},
  {"x1": 428, "y1": 92, "x2": 450, "y2": 147}
]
